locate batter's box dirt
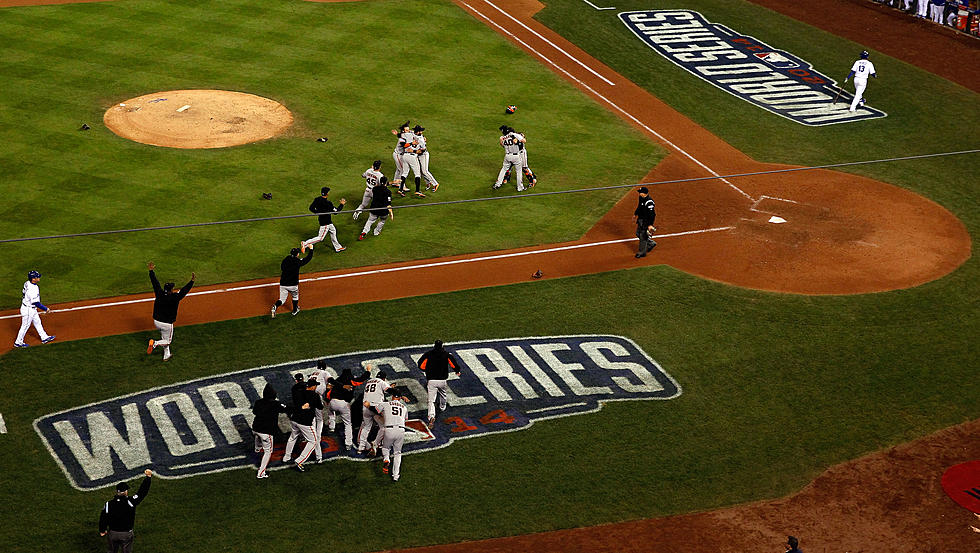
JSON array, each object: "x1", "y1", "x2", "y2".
[{"x1": 739, "y1": 197, "x2": 875, "y2": 247}]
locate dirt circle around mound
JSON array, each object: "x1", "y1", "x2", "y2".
[{"x1": 103, "y1": 90, "x2": 293, "y2": 149}]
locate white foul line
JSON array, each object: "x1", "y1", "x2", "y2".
[
  {"x1": 0, "y1": 414, "x2": 6, "y2": 434},
  {"x1": 461, "y1": 1, "x2": 753, "y2": 202},
  {"x1": 0, "y1": 226, "x2": 733, "y2": 321},
  {"x1": 481, "y1": 0, "x2": 615, "y2": 86},
  {"x1": 581, "y1": 0, "x2": 616, "y2": 10}
]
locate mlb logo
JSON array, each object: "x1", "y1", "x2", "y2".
[{"x1": 754, "y1": 51, "x2": 798, "y2": 69}]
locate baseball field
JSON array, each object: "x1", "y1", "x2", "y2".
[{"x1": 0, "y1": 1, "x2": 977, "y2": 552}]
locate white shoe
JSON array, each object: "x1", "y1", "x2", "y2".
[{"x1": 257, "y1": 473, "x2": 269, "y2": 479}]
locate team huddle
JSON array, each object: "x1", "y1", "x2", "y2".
[{"x1": 250, "y1": 340, "x2": 461, "y2": 482}]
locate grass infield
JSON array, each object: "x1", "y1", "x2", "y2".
[{"x1": 0, "y1": 1, "x2": 977, "y2": 552}]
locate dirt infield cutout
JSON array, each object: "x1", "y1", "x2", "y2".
[{"x1": 103, "y1": 90, "x2": 293, "y2": 149}]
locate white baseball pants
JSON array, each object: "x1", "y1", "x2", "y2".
[
  {"x1": 916, "y1": 0, "x2": 929, "y2": 17},
  {"x1": 382, "y1": 426, "x2": 405, "y2": 480},
  {"x1": 392, "y1": 150, "x2": 404, "y2": 180},
  {"x1": 283, "y1": 420, "x2": 317, "y2": 465},
  {"x1": 495, "y1": 153, "x2": 525, "y2": 191},
  {"x1": 277, "y1": 285, "x2": 299, "y2": 304},
  {"x1": 399, "y1": 153, "x2": 421, "y2": 183},
  {"x1": 426, "y1": 379, "x2": 449, "y2": 421},
  {"x1": 302, "y1": 224, "x2": 343, "y2": 252},
  {"x1": 313, "y1": 408, "x2": 324, "y2": 462},
  {"x1": 253, "y1": 431, "x2": 273, "y2": 477},
  {"x1": 15, "y1": 306, "x2": 50, "y2": 345},
  {"x1": 849, "y1": 79, "x2": 868, "y2": 111},
  {"x1": 361, "y1": 213, "x2": 388, "y2": 236},
  {"x1": 151, "y1": 319, "x2": 173, "y2": 360},
  {"x1": 356, "y1": 404, "x2": 384, "y2": 452},
  {"x1": 418, "y1": 151, "x2": 438, "y2": 186},
  {"x1": 328, "y1": 398, "x2": 353, "y2": 448},
  {"x1": 352, "y1": 189, "x2": 374, "y2": 220}
]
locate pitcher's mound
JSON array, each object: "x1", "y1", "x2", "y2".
[{"x1": 104, "y1": 90, "x2": 293, "y2": 149}]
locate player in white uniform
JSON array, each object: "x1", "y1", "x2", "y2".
[
  {"x1": 311, "y1": 362, "x2": 333, "y2": 464},
  {"x1": 353, "y1": 160, "x2": 385, "y2": 220},
  {"x1": 378, "y1": 389, "x2": 410, "y2": 482},
  {"x1": 844, "y1": 50, "x2": 877, "y2": 112},
  {"x1": 412, "y1": 125, "x2": 439, "y2": 192},
  {"x1": 493, "y1": 125, "x2": 527, "y2": 191},
  {"x1": 14, "y1": 270, "x2": 55, "y2": 347},
  {"x1": 390, "y1": 122, "x2": 411, "y2": 193},
  {"x1": 356, "y1": 369, "x2": 390, "y2": 455},
  {"x1": 397, "y1": 130, "x2": 425, "y2": 198}
]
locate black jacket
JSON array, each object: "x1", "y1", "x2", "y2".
[
  {"x1": 251, "y1": 397, "x2": 288, "y2": 435},
  {"x1": 369, "y1": 184, "x2": 392, "y2": 214},
  {"x1": 290, "y1": 388, "x2": 322, "y2": 426},
  {"x1": 149, "y1": 271, "x2": 193, "y2": 324},
  {"x1": 98, "y1": 476, "x2": 151, "y2": 533},
  {"x1": 309, "y1": 196, "x2": 343, "y2": 226},
  {"x1": 634, "y1": 196, "x2": 656, "y2": 227},
  {"x1": 279, "y1": 251, "x2": 313, "y2": 286},
  {"x1": 419, "y1": 348, "x2": 460, "y2": 380},
  {"x1": 332, "y1": 369, "x2": 370, "y2": 402}
]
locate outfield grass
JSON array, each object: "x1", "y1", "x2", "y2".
[
  {"x1": 0, "y1": 0, "x2": 662, "y2": 308},
  {"x1": 0, "y1": 267, "x2": 977, "y2": 552}
]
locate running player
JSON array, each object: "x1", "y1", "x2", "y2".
[
  {"x1": 353, "y1": 161, "x2": 386, "y2": 220},
  {"x1": 418, "y1": 340, "x2": 461, "y2": 428}
]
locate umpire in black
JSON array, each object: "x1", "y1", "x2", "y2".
[
  {"x1": 99, "y1": 469, "x2": 153, "y2": 553},
  {"x1": 633, "y1": 186, "x2": 657, "y2": 258}
]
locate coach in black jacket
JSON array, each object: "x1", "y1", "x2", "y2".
[
  {"x1": 99, "y1": 469, "x2": 153, "y2": 551},
  {"x1": 282, "y1": 376, "x2": 323, "y2": 471},
  {"x1": 146, "y1": 262, "x2": 194, "y2": 362},
  {"x1": 271, "y1": 247, "x2": 313, "y2": 318},
  {"x1": 418, "y1": 340, "x2": 461, "y2": 428}
]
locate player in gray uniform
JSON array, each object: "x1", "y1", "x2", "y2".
[
  {"x1": 379, "y1": 388, "x2": 410, "y2": 482},
  {"x1": 390, "y1": 122, "x2": 411, "y2": 194},
  {"x1": 502, "y1": 129, "x2": 537, "y2": 188},
  {"x1": 493, "y1": 125, "x2": 527, "y2": 191},
  {"x1": 397, "y1": 130, "x2": 425, "y2": 198},
  {"x1": 356, "y1": 369, "x2": 390, "y2": 455},
  {"x1": 353, "y1": 160, "x2": 386, "y2": 220},
  {"x1": 412, "y1": 125, "x2": 439, "y2": 192}
]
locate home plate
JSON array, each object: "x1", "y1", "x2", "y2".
[{"x1": 768, "y1": 216, "x2": 787, "y2": 224}]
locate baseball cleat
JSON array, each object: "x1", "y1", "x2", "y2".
[
  {"x1": 427, "y1": 417, "x2": 435, "y2": 429},
  {"x1": 257, "y1": 473, "x2": 269, "y2": 479},
  {"x1": 270, "y1": 305, "x2": 276, "y2": 318},
  {"x1": 414, "y1": 192, "x2": 426, "y2": 198},
  {"x1": 146, "y1": 339, "x2": 155, "y2": 354},
  {"x1": 382, "y1": 460, "x2": 390, "y2": 474},
  {"x1": 492, "y1": 184, "x2": 501, "y2": 190},
  {"x1": 162, "y1": 355, "x2": 171, "y2": 362},
  {"x1": 336, "y1": 246, "x2": 346, "y2": 252},
  {"x1": 14, "y1": 343, "x2": 29, "y2": 348},
  {"x1": 282, "y1": 457, "x2": 292, "y2": 464},
  {"x1": 392, "y1": 476, "x2": 399, "y2": 482},
  {"x1": 41, "y1": 336, "x2": 56, "y2": 344},
  {"x1": 291, "y1": 307, "x2": 300, "y2": 316},
  {"x1": 295, "y1": 463, "x2": 305, "y2": 472},
  {"x1": 432, "y1": 183, "x2": 439, "y2": 192},
  {"x1": 358, "y1": 232, "x2": 367, "y2": 241}
]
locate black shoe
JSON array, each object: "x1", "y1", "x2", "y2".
[
  {"x1": 635, "y1": 253, "x2": 646, "y2": 258},
  {"x1": 295, "y1": 463, "x2": 305, "y2": 472}
]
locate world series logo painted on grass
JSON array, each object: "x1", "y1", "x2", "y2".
[
  {"x1": 619, "y1": 10, "x2": 887, "y2": 126},
  {"x1": 34, "y1": 335, "x2": 680, "y2": 490}
]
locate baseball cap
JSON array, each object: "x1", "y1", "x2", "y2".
[
  {"x1": 413, "y1": 125, "x2": 424, "y2": 132},
  {"x1": 116, "y1": 482, "x2": 130, "y2": 492},
  {"x1": 321, "y1": 186, "x2": 330, "y2": 195},
  {"x1": 787, "y1": 536, "x2": 799, "y2": 548},
  {"x1": 638, "y1": 187, "x2": 649, "y2": 193},
  {"x1": 294, "y1": 373, "x2": 305, "y2": 382},
  {"x1": 306, "y1": 378, "x2": 319, "y2": 387}
]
